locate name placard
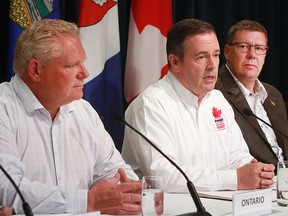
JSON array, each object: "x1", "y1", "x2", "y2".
[{"x1": 233, "y1": 188, "x2": 272, "y2": 216}]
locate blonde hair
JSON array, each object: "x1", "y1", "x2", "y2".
[{"x1": 13, "y1": 19, "x2": 78, "y2": 76}]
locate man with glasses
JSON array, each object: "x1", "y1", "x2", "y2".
[{"x1": 216, "y1": 20, "x2": 288, "y2": 170}]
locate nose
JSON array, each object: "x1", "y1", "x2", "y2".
[
  {"x1": 246, "y1": 46, "x2": 256, "y2": 58},
  {"x1": 206, "y1": 55, "x2": 219, "y2": 71},
  {"x1": 78, "y1": 63, "x2": 89, "y2": 79}
]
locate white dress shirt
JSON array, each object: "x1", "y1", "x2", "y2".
[
  {"x1": 0, "y1": 75, "x2": 137, "y2": 214},
  {"x1": 122, "y1": 72, "x2": 253, "y2": 193}
]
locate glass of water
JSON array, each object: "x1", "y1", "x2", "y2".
[
  {"x1": 142, "y1": 176, "x2": 164, "y2": 215},
  {"x1": 277, "y1": 161, "x2": 288, "y2": 206}
]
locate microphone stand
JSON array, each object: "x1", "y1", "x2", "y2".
[
  {"x1": 0, "y1": 165, "x2": 34, "y2": 216},
  {"x1": 115, "y1": 115, "x2": 212, "y2": 216},
  {"x1": 242, "y1": 108, "x2": 288, "y2": 140}
]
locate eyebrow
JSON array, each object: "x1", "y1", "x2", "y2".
[{"x1": 195, "y1": 49, "x2": 220, "y2": 56}]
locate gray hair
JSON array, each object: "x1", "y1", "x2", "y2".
[{"x1": 13, "y1": 19, "x2": 78, "y2": 76}]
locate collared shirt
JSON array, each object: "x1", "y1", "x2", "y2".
[
  {"x1": 121, "y1": 72, "x2": 253, "y2": 193},
  {"x1": 226, "y1": 65, "x2": 284, "y2": 161},
  {"x1": 0, "y1": 75, "x2": 137, "y2": 214}
]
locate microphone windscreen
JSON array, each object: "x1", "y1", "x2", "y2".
[
  {"x1": 242, "y1": 108, "x2": 253, "y2": 116},
  {"x1": 114, "y1": 115, "x2": 124, "y2": 122}
]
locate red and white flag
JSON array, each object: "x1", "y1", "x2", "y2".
[
  {"x1": 124, "y1": 0, "x2": 173, "y2": 103},
  {"x1": 78, "y1": 0, "x2": 124, "y2": 150}
]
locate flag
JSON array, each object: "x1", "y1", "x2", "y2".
[
  {"x1": 7, "y1": 0, "x2": 61, "y2": 81},
  {"x1": 78, "y1": 0, "x2": 124, "y2": 150},
  {"x1": 124, "y1": 0, "x2": 173, "y2": 103}
]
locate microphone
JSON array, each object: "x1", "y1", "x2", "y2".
[
  {"x1": 242, "y1": 108, "x2": 288, "y2": 139},
  {"x1": 0, "y1": 165, "x2": 34, "y2": 216},
  {"x1": 114, "y1": 115, "x2": 211, "y2": 216}
]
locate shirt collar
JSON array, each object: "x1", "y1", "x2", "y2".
[
  {"x1": 166, "y1": 72, "x2": 210, "y2": 108},
  {"x1": 253, "y1": 80, "x2": 268, "y2": 103},
  {"x1": 12, "y1": 75, "x2": 44, "y2": 114},
  {"x1": 225, "y1": 64, "x2": 267, "y2": 102},
  {"x1": 12, "y1": 75, "x2": 73, "y2": 117}
]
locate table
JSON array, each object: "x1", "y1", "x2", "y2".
[{"x1": 12, "y1": 193, "x2": 288, "y2": 216}]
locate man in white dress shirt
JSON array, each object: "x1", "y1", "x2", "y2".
[
  {"x1": 0, "y1": 19, "x2": 141, "y2": 215},
  {"x1": 121, "y1": 18, "x2": 275, "y2": 193}
]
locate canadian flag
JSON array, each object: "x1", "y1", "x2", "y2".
[{"x1": 124, "y1": 0, "x2": 173, "y2": 103}]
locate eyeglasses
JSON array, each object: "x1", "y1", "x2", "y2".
[{"x1": 229, "y1": 42, "x2": 268, "y2": 55}]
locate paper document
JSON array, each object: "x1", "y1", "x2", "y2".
[
  {"x1": 15, "y1": 212, "x2": 100, "y2": 216},
  {"x1": 198, "y1": 189, "x2": 276, "y2": 201}
]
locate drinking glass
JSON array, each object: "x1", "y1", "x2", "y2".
[
  {"x1": 277, "y1": 160, "x2": 288, "y2": 206},
  {"x1": 142, "y1": 176, "x2": 164, "y2": 215}
]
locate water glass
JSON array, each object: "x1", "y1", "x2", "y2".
[
  {"x1": 142, "y1": 176, "x2": 164, "y2": 215},
  {"x1": 277, "y1": 161, "x2": 288, "y2": 206}
]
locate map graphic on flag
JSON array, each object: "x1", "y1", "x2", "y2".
[
  {"x1": 78, "y1": 0, "x2": 124, "y2": 150},
  {"x1": 10, "y1": 0, "x2": 55, "y2": 28}
]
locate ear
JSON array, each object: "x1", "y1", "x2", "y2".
[
  {"x1": 224, "y1": 44, "x2": 230, "y2": 61},
  {"x1": 168, "y1": 53, "x2": 180, "y2": 74},
  {"x1": 27, "y1": 58, "x2": 41, "y2": 82}
]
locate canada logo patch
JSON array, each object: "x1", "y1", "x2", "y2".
[{"x1": 212, "y1": 107, "x2": 226, "y2": 131}]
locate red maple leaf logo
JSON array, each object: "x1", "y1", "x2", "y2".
[{"x1": 212, "y1": 107, "x2": 222, "y2": 118}]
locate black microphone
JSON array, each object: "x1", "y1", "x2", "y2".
[
  {"x1": 0, "y1": 165, "x2": 34, "y2": 216},
  {"x1": 115, "y1": 115, "x2": 211, "y2": 216},
  {"x1": 242, "y1": 108, "x2": 288, "y2": 139}
]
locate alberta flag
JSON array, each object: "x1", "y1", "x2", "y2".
[
  {"x1": 78, "y1": 0, "x2": 124, "y2": 150},
  {"x1": 124, "y1": 0, "x2": 173, "y2": 103},
  {"x1": 7, "y1": 0, "x2": 60, "y2": 81}
]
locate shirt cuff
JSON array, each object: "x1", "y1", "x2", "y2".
[
  {"x1": 218, "y1": 169, "x2": 238, "y2": 190},
  {"x1": 66, "y1": 188, "x2": 88, "y2": 213}
]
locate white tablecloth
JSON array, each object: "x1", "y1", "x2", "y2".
[{"x1": 12, "y1": 193, "x2": 288, "y2": 216}]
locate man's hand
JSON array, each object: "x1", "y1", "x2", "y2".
[
  {"x1": 87, "y1": 168, "x2": 142, "y2": 215},
  {"x1": 237, "y1": 159, "x2": 275, "y2": 190},
  {"x1": 0, "y1": 206, "x2": 11, "y2": 216},
  {"x1": 259, "y1": 163, "x2": 275, "y2": 188}
]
